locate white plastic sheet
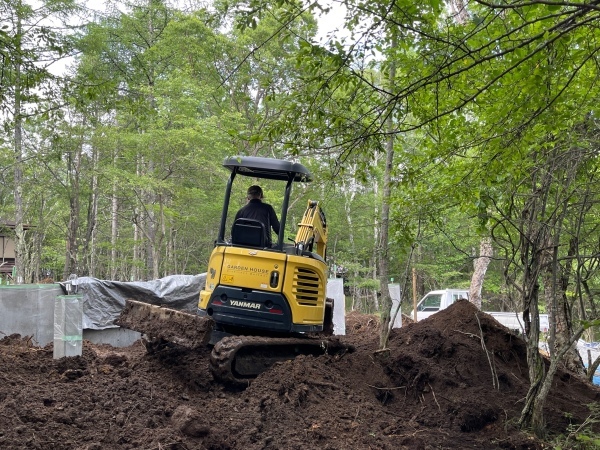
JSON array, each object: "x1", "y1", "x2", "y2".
[
  {"x1": 53, "y1": 295, "x2": 83, "y2": 358},
  {"x1": 389, "y1": 283, "x2": 403, "y2": 329},
  {"x1": 326, "y1": 278, "x2": 346, "y2": 335}
]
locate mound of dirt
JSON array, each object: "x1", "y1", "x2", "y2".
[{"x1": 0, "y1": 300, "x2": 598, "y2": 449}]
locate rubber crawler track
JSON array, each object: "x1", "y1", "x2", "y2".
[{"x1": 209, "y1": 335, "x2": 351, "y2": 386}]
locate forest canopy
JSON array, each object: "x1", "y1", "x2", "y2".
[{"x1": 0, "y1": 0, "x2": 596, "y2": 312}]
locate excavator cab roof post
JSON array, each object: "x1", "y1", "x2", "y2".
[{"x1": 217, "y1": 156, "x2": 313, "y2": 250}]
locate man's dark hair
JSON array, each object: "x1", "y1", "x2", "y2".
[{"x1": 247, "y1": 185, "x2": 263, "y2": 199}]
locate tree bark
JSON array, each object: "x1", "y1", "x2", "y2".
[
  {"x1": 378, "y1": 34, "x2": 397, "y2": 350},
  {"x1": 63, "y1": 139, "x2": 82, "y2": 280},
  {"x1": 110, "y1": 172, "x2": 119, "y2": 280},
  {"x1": 469, "y1": 237, "x2": 492, "y2": 309},
  {"x1": 12, "y1": 11, "x2": 26, "y2": 284},
  {"x1": 82, "y1": 142, "x2": 99, "y2": 277},
  {"x1": 451, "y1": 0, "x2": 469, "y2": 24},
  {"x1": 372, "y1": 168, "x2": 380, "y2": 312},
  {"x1": 342, "y1": 171, "x2": 357, "y2": 309},
  {"x1": 543, "y1": 252, "x2": 583, "y2": 374},
  {"x1": 517, "y1": 152, "x2": 552, "y2": 435}
]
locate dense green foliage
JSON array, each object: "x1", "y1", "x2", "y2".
[{"x1": 0, "y1": 0, "x2": 598, "y2": 308}]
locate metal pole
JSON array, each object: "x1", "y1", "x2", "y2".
[
  {"x1": 412, "y1": 267, "x2": 417, "y2": 322},
  {"x1": 218, "y1": 169, "x2": 237, "y2": 243}
]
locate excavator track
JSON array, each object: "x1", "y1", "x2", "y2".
[
  {"x1": 210, "y1": 335, "x2": 352, "y2": 386},
  {"x1": 116, "y1": 300, "x2": 351, "y2": 386}
]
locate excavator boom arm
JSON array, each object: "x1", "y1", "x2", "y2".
[{"x1": 294, "y1": 200, "x2": 327, "y2": 259}]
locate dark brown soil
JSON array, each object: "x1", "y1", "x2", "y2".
[{"x1": 1, "y1": 300, "x2": 598, "y2": 449}]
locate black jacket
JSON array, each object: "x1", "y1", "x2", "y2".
[{"x1": 234, "y1": 199, "x2": 280, "y2": 245}]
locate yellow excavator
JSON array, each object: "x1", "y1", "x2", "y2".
[{"x1": 117, "y1": 156, "x2": 347, "y2": 385}]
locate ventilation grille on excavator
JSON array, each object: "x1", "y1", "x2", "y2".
[{"x1": 292, "y1": 267, "x2": 323, "y2": 306}]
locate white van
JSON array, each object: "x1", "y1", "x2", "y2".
[{"x1": 412, "y1": 289, "x2": 469, "y2": 321}]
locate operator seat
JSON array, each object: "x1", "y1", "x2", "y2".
[{"x1": 231, "y1": 218, "x2": 267, "y2": 248}]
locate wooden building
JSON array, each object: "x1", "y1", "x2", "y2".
[{"x1": 0, "y1": 222, "x2": 17, "y2": 279}]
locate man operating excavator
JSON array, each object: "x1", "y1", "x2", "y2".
[
  {"x1": 117, "y1": 156, "x2": 343, "y2": 386},
  {"x1": 234, "y1": 185, "x2": 280, "y2": 247}
]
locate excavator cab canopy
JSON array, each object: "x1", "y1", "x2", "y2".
[
  {"x1": 222, "y1": 156, "x2": 312, "y2": 182},
  {"x1": 217, "y1": 156, "x2": 312, "y2": 250}
]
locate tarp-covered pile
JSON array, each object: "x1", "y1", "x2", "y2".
[{"x1": 66, "y1": 274, "x2": 206, "y2": 330}]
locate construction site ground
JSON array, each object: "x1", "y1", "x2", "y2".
[{"x1": 0, "y1": 300, "x2": 598, "y2": 449}]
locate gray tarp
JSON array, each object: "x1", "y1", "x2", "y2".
[{"x1": 67, "y1": 274, "x2": 206, "y2": 330}]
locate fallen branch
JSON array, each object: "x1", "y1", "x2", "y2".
[
  {"x1": 354, "y1": 406, "x2": 360, "y2": 422},
  {"x1": 366, "y1": 384, "x2": 406, "y2": 390},
  {"x1": 428, "y1": 383, "x2": 442, "y2": 412},
  {"x1": 453, "y1": 329, "x2": 479, "y2": 339},
  {"x1": 475, "y1": 313, "x2": 499, "y2": 389}
]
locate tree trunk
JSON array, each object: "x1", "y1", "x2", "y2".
[
  {"x1": 469, "y1": 237, "x2": 492, "y2": 309},
  {"x1": 133, "y1": 211, "x2": 140, "y2": 281},
  {"x1": 543, "y1": 265, "x2": 584, "y2": 371},
  {"x1": 342, "y1": 170, "x2": 357, "y2": 310},
  {"x1": 451, "y1": 0, "x2": 469, "y2": 24},
  {"x1": 33, "y1": 198, "x2": 45, "y2": 282},
  {"x1": 12, "y1": 12, "x2": 26, "y2": 284},
  {"x1": 518, "y1": 241, "x2": 545, "y2": 434},
  {"x1": 82, "y1": 143, "x2": 99, "y2": 276},
  {"x1": 63, "y1": 142, "x2": 82, "y2": 280},
  {"x1": 378, "y1": 140, "x2": 394, "y2": 348},
  {"x1": 517, "y1": 153, "x2": 552, "y2": 435},
  {"x1": 110, "y1": 175, "x2": 119, "y2": 280},
  {"x1": 548, "y1": 236, "x2": 584, "y2": 373},
  {"x1": 378, "y1": 34, "x2": 397, "y2": 349},
  {"x1": 372, "y1": 175, "x2": 379, "y2": 312}
]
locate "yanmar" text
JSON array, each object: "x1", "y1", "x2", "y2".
[{"x1": 230, "y1": 300, "x2": 261, "y2": 309}]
